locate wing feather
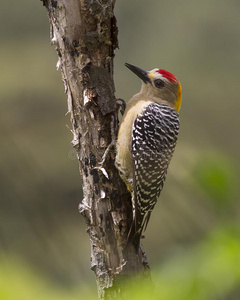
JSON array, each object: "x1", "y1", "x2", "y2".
[{"x1": 127, "y1": 103, "x2": 179, "y2": 250}]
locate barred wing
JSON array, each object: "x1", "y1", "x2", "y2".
[{"x1": 128, "y1": 103, "x2": 180, "y2": 248}]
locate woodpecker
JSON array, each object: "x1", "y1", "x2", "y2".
[{"x1": 115, "y1": 63, "x2": 182, "y2": 251}]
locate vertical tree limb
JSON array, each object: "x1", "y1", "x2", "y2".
[{"x1": 41, "y1": 0, "x2": 150, "y2": 298}]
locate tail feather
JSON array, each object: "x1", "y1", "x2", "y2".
[
  {"x1": 126, "y1": 211, "x2": 151, "y2": 252},
  {"x1": 127, "y1": 159, "x2": 152, "y2": 252},
  {"x1": 127, "y1": 222, "x2": 142, "y2": 252}
]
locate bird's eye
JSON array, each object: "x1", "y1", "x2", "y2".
[{"x1": 154, "y1": 79, "x2": 165, "y2": 89}]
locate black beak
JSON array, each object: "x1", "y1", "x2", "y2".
[{"x1": 125, "y1": 63, "x2": 151, "y2": 84}]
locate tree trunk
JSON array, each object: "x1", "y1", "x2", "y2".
[{"x1": 41, "y1": 0, "x2": 150, "y2": 298}]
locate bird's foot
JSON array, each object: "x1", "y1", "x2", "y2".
[{"x1": 116, "y1": 98, "x2": 126, "y2": 116}]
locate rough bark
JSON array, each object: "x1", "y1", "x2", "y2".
[{"x1": 41, "y1": 0, "x2": 150, "y2": 298}]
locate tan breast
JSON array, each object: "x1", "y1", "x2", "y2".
[{"x1": 115, "y1": 98, "x2": 154, "y2": 188}]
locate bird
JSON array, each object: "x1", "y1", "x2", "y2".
[{"x1": 115, "y1": 63, "x2": 182, "y2": 251}]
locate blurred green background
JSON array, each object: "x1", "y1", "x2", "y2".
[{"x1": 0, "y1": 1, "x2": 240, "y2": 299}]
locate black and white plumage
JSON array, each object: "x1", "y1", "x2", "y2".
[
  {"x1": 128, "y1": 103, "x2": 179, "y2": 248},
  {"x1": 115, "y1": 63, "x2": 182, "y2": 251}
]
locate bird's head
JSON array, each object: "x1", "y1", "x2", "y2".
[{"x1": 125, "y1": 63, "x2": 182, "y2": 111}]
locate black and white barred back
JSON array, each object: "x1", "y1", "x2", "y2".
[{"x1": 128, "y1": 103, "x2": 180, "y2": 248}]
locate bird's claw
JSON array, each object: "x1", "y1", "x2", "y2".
[{"x1": 116, "y1": 98, "x2": 126, "y2": 116}]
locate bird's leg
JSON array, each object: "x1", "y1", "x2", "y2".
[
  {"x1": 114, "y1": 98, "x2": 126, "y2": 133},
  {"x1": 116, "y1": 98, "x2": 126, "y2": 116}
]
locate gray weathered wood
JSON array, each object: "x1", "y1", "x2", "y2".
[{"x1": 41, "y1": 0, "x2": 150, "y2": 298}]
